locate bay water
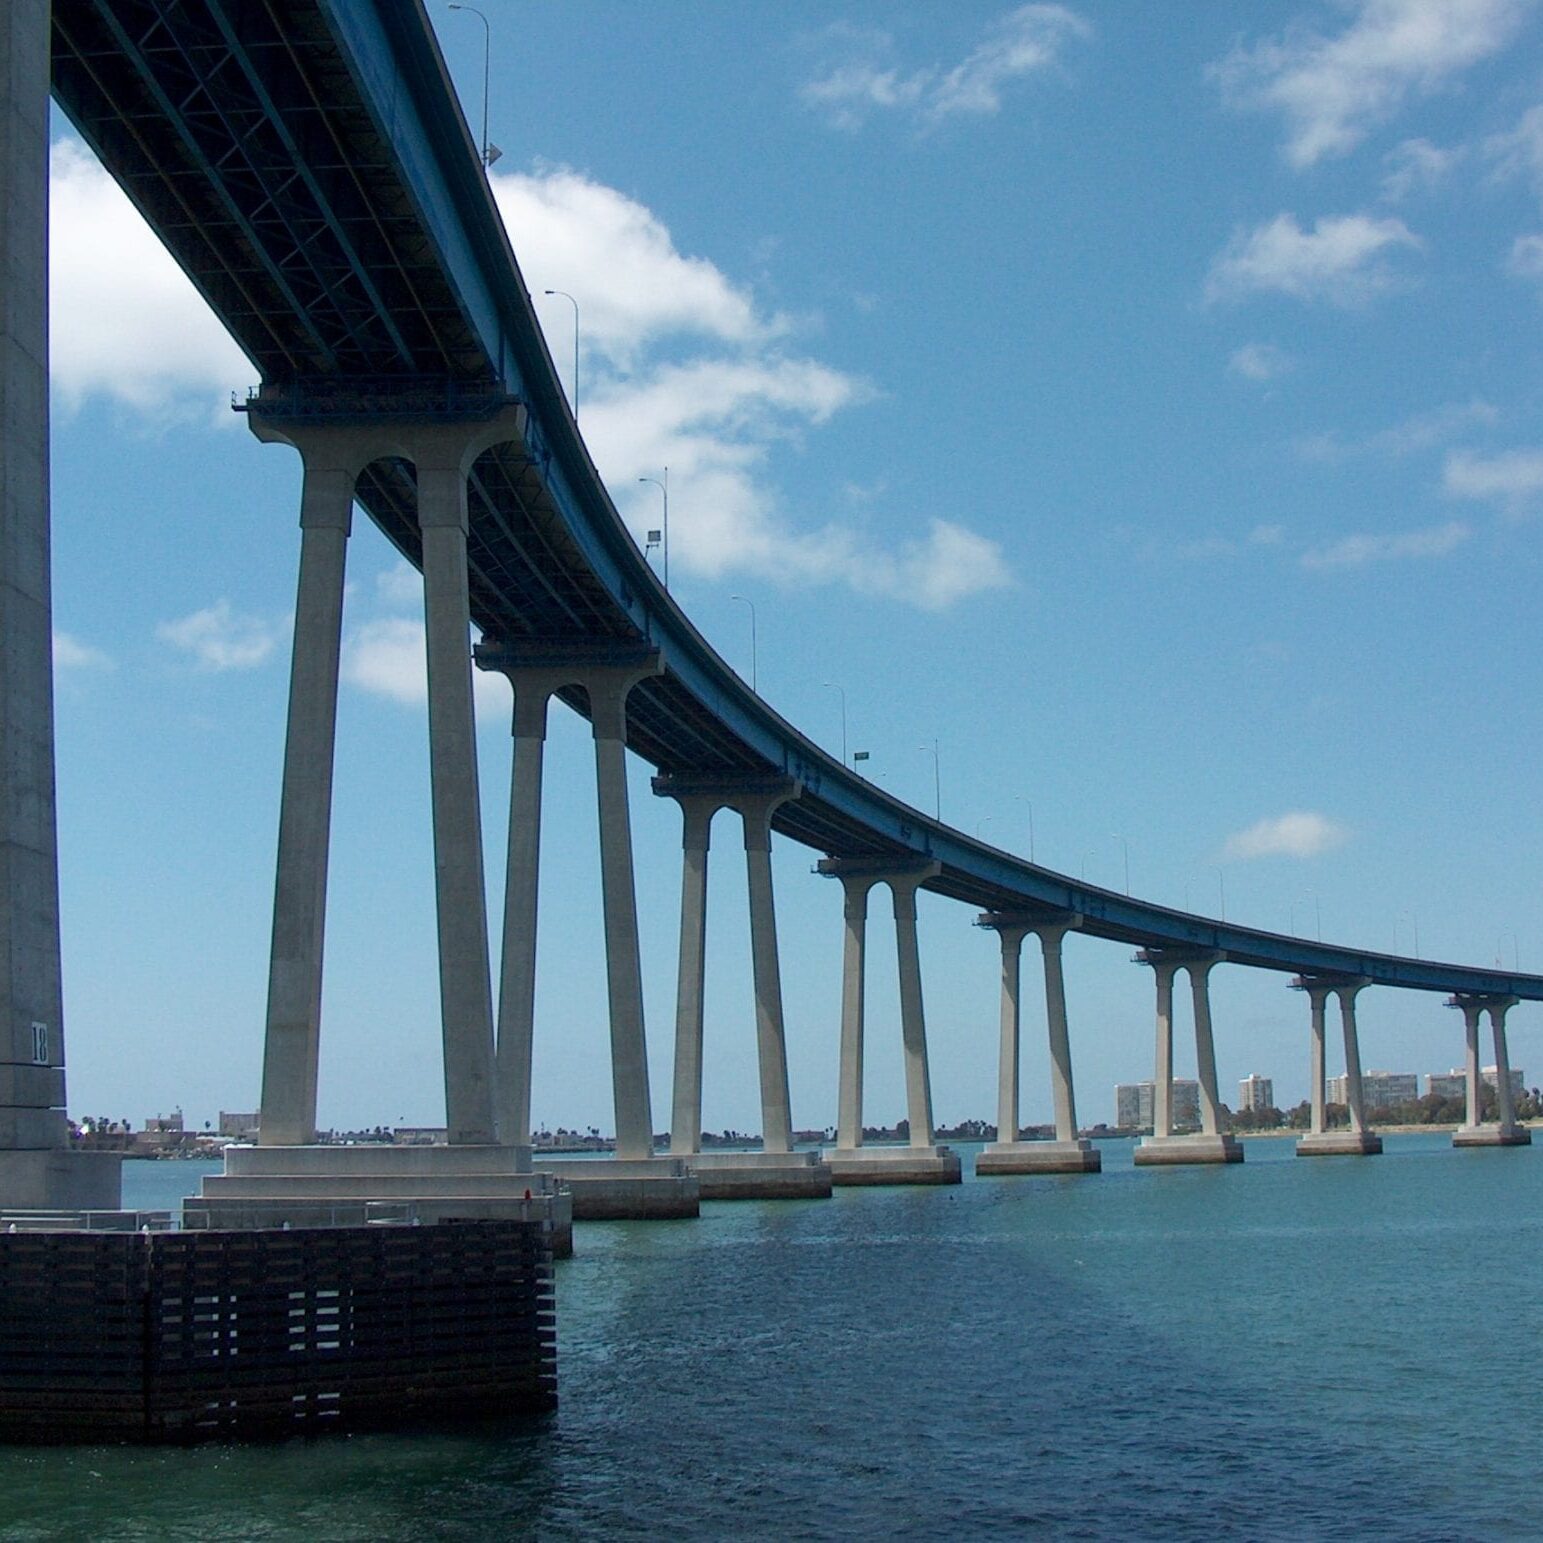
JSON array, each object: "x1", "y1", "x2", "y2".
[{"x1": 1, "y1": 1132, "x2": 1537, "y2": 1539}]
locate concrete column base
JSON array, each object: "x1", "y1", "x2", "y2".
[
  {"x1": 190, "y1": 1143, "x2": 572, "y2": 1255},
  {"x1": 822, "y1": 1144, "x2": 962, "y2": 1186},
  {"x1": 1452, "y1": 1124, "x2": 1533, "y2": 1148},
  {"x1": 975, "y1": 1139, "x2": 1101, "y2": 1175},
  {"x1": 1134, "y1": 1133, "x2": 1244, "y2": 1166},
  {"x1": 1296, "y1": 1130, "x2": 1383, "y2": 1157},
  {"x1": 684, "y1": 1150, "x2": 832, "y2": 1200},
  {"x1": 0, "y1": 1149, "x2": 123, "y2": 1210},
  {"x1": 533, "y1": 1156, "x2": 699, "y2": 1219}
]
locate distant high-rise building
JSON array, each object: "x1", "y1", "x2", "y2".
[
  {"x1": 1425, "y1": 1066, "x2": 1525, "y2": 1101},
  {"x1": 1238, "y1": 1074, "x2": 1274, "y2": 1112},
  {"x1": 1115, "y1": 1080, "x2": 1199, "y2": 1131},
  {"x1": 1325, "y1": 1070, "x2": 1417, "y2": 1110}
]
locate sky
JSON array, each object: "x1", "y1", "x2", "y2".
[{"x1": 42, "y1": 0, "x2": 1543, "y2": 1137}]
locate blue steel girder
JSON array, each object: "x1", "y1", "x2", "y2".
[
  {"x1": 81, "y1": 0, "x2": 351, "y2": 370},
  {"x1": 197, "y1": 0, "x2": 419, "y2": 366},
  {"x1": 51, "y1": 0, "x2": 490, "y2": 380}
]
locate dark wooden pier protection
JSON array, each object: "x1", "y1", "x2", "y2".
[{"x1": 0, "y1": 1220, "x2": 555, "y2": 1442}]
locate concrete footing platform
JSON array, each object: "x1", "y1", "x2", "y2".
[
  {"x1": 975, "y1": 1139, "x2": 1101, "y2": 1175},
  {"x1": 1296, "y1": 1130, "x2": 1383, "y2": 1156},
  {"x1": 0, "y1": 1148, "x2": 123, "y2": 1210},
  {"x1": 684, "y1": 1150, "x2": 832, "y2": 1199},
  {"x1": 822, "y1": 1145, "x2": 962, "y2": 1186},
  {"x1": 533, "y1": 1157, "x2": 699, "y2": 1219},
  {"x1": 189, "y1": 1144, "x2": 574, "y2": 1256},
  {"x1": 1134, "y1": 1133, "x2": 1244, "y2": 1166},
  {"x1": 1453, "y1": 1124, "x2": 1533, "y2": 1148}
]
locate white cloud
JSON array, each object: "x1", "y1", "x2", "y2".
[
  {"x1": 50, "y1": 139, "x2": 1009, "y2": 612},
  {"x1": 1300, "y1": 519, "x2": 1470, "y2": 567},
  {"x1": 929, "y1": 6, "x2": 1094, "y2": 120},
  {"x1": 1206, "y1": 212, "x2": 1421, "y2": 304},
  {"x1": 341, "y1": 616, "x2": 507, "y2": 721},
  {"x1": 1443, "y1": 446, "x2": 1543, "y2": 509},
  {"x1": 1228, "y1": 341, "x2": 1293, "y2": 380},
  {"x1": 49, "y1": 139, "x2": 250, "y2": 416},
  {"x1": 53, "y1": 632, "x2": 113, "y2": 672},
  {"x1": 849, "y1": 518, "x2": 1013, "y2": 608},
  {"x1": 341, "y1": 618, "x2": 425, "y2": 705},
  {"x1": 156, "y1": 600, "x2": 284, "y2": 670},
  {"x1": 1485, "y1": 102, "x2": 1543, "y2": 196},
  {"x1": 1507, "y1": 233, "x2": 1543, "y2": 282},
  {"x1": 1213, "y1": 0, "x2": 1528, "y2": 169},
  {"x1": 801, "y1": 6, "x2": 1090, "y2": 129},
  {"x1": 375, "y1": 562, "x2": 423, "y2": 610},
  {"x1": 1381, "y1": 135, "x2": 1465, "y2": 198},
  {"x1": 1223, "y1": 811, "x2": 1350, "y2": 861},
  {"x1": 498, "y1": 165, "x2": 1012, "y2": 608},
  {"x1": 497, "y1": 169, "x2": 773, "y2": 372},
  {"x1": 1298, "y1": 398, "x2": 1498, "y2": 460}
]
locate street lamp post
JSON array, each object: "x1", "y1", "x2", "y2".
[
  {"x1": 1014, "y1": 796, "x2": 1036, "y2": 863},
  {"x1": 918, "y1": 740, "x2": 940, "y2": 820},
  {"x1": 730, "y1": 594, "x2": 757, "y2": 692},
  {"x1": 446, "y1": 5, "x2": 496, "y2": 166},
  {"x1": 1112, "y1": 833, "x2": 1129, "y2": 896},
  {"x1": 1213, "y1": 867, "x2": 1227, "y2": 922},
  {"x1": 822, "y1": 682, "x2": 847, "y2": 766},
  {"x1": 542, "y1": 289, "x2": 579, "y2": 418},
  {"x1": 639, "y1": 469, "x2": 669, "y2": 588}
]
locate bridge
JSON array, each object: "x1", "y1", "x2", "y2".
[{"x1": 1, "y1": 0, "x2": 1536, "y2": 1215}]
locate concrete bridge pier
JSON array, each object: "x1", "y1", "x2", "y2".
[
  {"x1": 244, "y1": 422, "x2": 393, "y2": 1148},
  {"x1": 651, "y1": 775, "x2": 829, "y2": 1199},
  {"x1": 975, "y1": 913, "x2": 1098, "y2": 1175},
  {"x1": 1449, "y1": 994, "x2": 1531, "y2": 1147},
  {"x1": 201, "y1": 407, "x2": 582, "y2": 1237},
  {"x1": 0, "y1": 0, "x2": 119, "y2": 1208},
  {"x1": 1293, "y1": 978, "x2": 1381, "y2": 1155},
  {"x1": 818, "y1": 858, "x2": 960, "y2": 1186},
  {"x1": 1134, "y1": 950, "x2": 1242, "y2": 1166},
  {"x1": 475, "y1": 643, "x2": 697, "y2": 1218}
]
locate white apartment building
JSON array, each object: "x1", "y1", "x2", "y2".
[{"x1": 1238, "y1": 1074, "x2": 1274, "y2": 1112}]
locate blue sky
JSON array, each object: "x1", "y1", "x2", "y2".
[{"x1": 45, "y1": 0, "x2": 1543, "y2": 1135}]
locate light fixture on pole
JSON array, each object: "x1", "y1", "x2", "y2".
[
  {"x1": 1016, "y1": 797, "x2": 1035, "y2": 864},
  {"x1": 822, "y1": 681, "x2": 847, "y2": 766},
  {"x1": 542, "y1": 289, "x2": 579, "y2": 418},
  {"x1": 918, "y1": 740, "x2": 940, "y2": 820},
  {"x1": 639, "y1": 469, "x2": 669, "y2": 588},
  {"x1": 730, "y1": 594, "x2": 757, "y2": 692},
  {"x1": 446, "y1": 6, "x2": 501, "y2": 166}
]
